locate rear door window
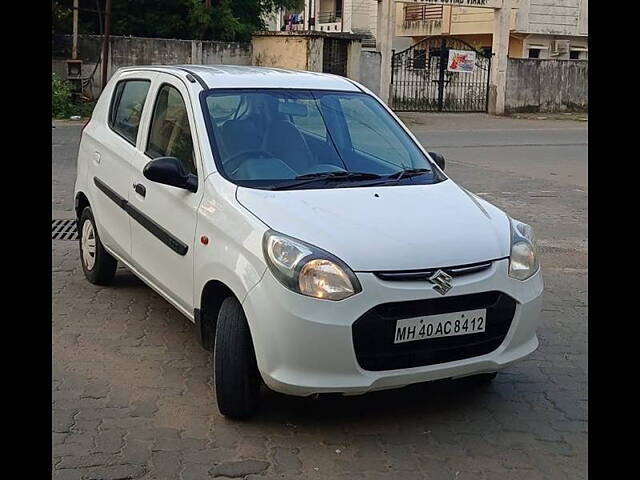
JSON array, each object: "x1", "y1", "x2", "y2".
[{"x1": 109, "y1": 80, "x2": 151, "y2": 144}]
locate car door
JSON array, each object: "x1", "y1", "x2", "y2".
[
  {"x1": 88, "y1": 72, "x2": 154, "y2": 260},
  {"x1": 128, "y1": 75, "x2": 203, "y2": 316}
]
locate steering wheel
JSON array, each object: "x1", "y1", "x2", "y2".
[{"x1": 223, "y1": 149, "x2": 276, "y2": 177}]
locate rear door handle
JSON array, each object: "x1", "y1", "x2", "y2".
[{"x1": 133, "y1": 183, "x2": 146, "y2": 197}]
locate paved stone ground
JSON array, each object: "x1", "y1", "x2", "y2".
[{"x1": 52, "y1": 115, "x2": 587, "y2": 479}]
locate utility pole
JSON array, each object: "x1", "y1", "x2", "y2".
[
  {"x1": 101, "y1": 0, "x2": 112, "y2": 90},
  {"x1": 67, "y1": 0, "x2": 83, "y2": 98},
  {"x1": 72, "y1": 0, "x2": 79, "y2": 60}
]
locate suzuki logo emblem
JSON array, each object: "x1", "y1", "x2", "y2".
[{"x1": 428, "y1": 269, "x2": 453, "y2": 295}]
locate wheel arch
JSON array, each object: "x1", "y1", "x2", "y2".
[
  {"x1": 195, "y1": 279, "x2": 239, "y2": 351},
  {"x1": 75, "y1": 191, "x2": 90, "y2": 221}
]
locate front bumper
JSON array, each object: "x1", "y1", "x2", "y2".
[{"x1": 242, "y1": 259, "x2": 543, "y2": 396}]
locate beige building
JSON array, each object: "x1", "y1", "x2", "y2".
[
  {"x1": 264, "y1": 1, "x2": 379, "y2": 48},
  {"x1": 252, "y1": 31, "x2": 363, "y2": 79},
  {"x1": 395, "y1": 0, "x2": 588, "y2": 60}
]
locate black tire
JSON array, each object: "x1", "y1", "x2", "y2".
[
  {"x1": 78, "y1": 206, "x2": 117, "y2": 285},
  {"x1": 214, "y1": 297, "x2": 261, "y2": 419}
]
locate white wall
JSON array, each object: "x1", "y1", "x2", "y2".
[
  {"x1": 523, "y1": 33, "x2": 588, "y2": 60},
  {"x1": 516, "y1": 0, "x2": 588, "y2": 36},
  {"x1": 307, "y1": 0, "x2": 378, "y2": 40},
  {"x1": 350, "y1": 0, "x2": 377, "y2": 37}
]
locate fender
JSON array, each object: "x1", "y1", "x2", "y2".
[
  {"x1": 194, "y1": 260, "x2": 266, "y2": 311},
  {"x1": 193, "y1": 176, "x2": 269, "y2": 348},
  {"x1": 193, "y1": 260, "x2": 267, "y2": 351},
  {"x1": 193, "y1": 176, "x2": 268, "y2": 309}
]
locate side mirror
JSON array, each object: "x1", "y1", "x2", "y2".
[
  {"x1": 143, "y1": 157, "x2": 197, "y2": 192},
  {"x1": 428, "y1": 151, "x2": 445, "y2": 171}
]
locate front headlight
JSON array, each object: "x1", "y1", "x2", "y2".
[
  {"x1": 262, "y1": 230, "x2": 362, "y2": 300},
  {"x1": 509, "y1": 218, "x2": 539, "y2": 281}
]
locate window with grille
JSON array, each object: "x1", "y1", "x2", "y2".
[
  {"x1": 322, "y1": 38, "x2": 348, "y2": 77},
  {"x1": 404, "y1": 5, "x2": 443, "y2": 22}
]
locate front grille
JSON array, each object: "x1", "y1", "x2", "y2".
[
  {"x1": 352, "y1": 291, "x2": 516, "y2": 371},
  {"x1": 373, "y1": 260, "x2": 494, "y2": 282}
]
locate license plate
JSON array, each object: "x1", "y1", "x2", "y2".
[{"x1": 394, "y1": 309, "x2": 487, "y2": 344}]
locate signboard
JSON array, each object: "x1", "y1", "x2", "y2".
[
  {"x1": 398, "y1": 0, "x2": 503, "y2": 8},
  {"x1": 447, "y1": 49, "x2": 476, "y2": 73}
]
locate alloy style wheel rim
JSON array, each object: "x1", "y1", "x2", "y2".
[{"x1": 81, "y1": 219, "x2": 97, "y2": 270}]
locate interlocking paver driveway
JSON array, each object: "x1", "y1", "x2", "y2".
[{"x1": 53, "y1": 117, "x2": 587, "y2": 479}]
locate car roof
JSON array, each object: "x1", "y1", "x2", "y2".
[{"x1": 117, "y1": 64, "x2": 361, "y2": 92}]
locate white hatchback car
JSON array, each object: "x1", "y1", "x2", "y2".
[{"x1": 74, "y1": 65, "x2": 543, "y2": 418}]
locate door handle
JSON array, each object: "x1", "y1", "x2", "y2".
[
  {"x1": 133, "y1": 183, "x2": 146, "y2": 197},
  {"x1": 93, "y1": 152, "x2": 101, "y2": 164}
]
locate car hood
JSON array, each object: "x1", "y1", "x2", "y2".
[{"x1": 236, "y1": 179, "x2": 511, "y2": 271}]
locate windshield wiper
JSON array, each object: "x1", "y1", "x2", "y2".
[
  {"x1": 270, "y1": 171, "x2": 382, "y2": 190},
  {"x1": 295, "y1": 171, "x2": 382, "y2": 180},
  {"x1": 389, "y1": 167, "x2": 431, "y2": 182}
]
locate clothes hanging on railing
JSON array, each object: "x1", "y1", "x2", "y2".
[{"x1": 281, "y1": 11, "x2": 304, "y2": 31}]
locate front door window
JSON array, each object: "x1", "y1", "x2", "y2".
[{"x1": 146, "y1": 85, "x2": 197, "y2": 176}]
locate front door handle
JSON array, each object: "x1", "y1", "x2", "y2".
[{"x1": 133, "y1": 183, "x2": 146, "y2": 197}]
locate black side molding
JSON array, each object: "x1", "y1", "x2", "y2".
[
  {"x1": 94, "y1": 177, "x2": 127, "y2": 209},
  {"x1": 125, "y1": 204, "x2": 188, "y2": 256},
  {"x1": 93, "y1": 176, "x2": 189, "y2": 256}
]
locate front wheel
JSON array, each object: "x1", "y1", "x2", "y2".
[{"x1": 214, "y1": 297, "x2": 261, "y2": 419}]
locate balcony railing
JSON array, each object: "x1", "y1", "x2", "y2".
[{"x1": 318, "y1": 10, "x2": 342, "y2": 23}]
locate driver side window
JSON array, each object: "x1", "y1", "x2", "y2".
[{"x1": 146, "y1": 84, "x2": 197, "y2": 176}]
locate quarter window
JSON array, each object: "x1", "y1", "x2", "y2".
[
  {"x1": 146, "y1": 85, "x2": 197, "y2": 176},
  {"x1": 109, "y1": 80, "x2": 151, "y2": 144}
]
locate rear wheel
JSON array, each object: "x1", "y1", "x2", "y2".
[
  {"x1": 214, "y1": 297, "x2": 261, "y2": 419},
  {"x1": 79, "y1": 207, "x2": 117, "y2": 285}
]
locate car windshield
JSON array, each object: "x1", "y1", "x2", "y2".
[{"x1": 201, "y1": 89, "x2": 444, "y2": 190}]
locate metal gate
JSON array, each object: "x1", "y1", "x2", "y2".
[{"x1": 391, "y1": 36, "x2": 492, "y2": 112}]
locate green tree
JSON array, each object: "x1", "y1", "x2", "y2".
[
  {"x1": 210, "y1": 0, "x2": 303, "y2": 41},
  {"x1": 52, "y1": 1, "x2": 72, "y2": 36},
  {"x1": 111, "y1": 0, "x2": 190, "y2": 39},
  {"x1": 52, "y1": 73, "x2": 73, "y2": 118},
  {"x1": 52, "y1": 0, "x2": 304, "y2": 42},
  {"x1": 174, "y1": 0, "x2": 305, "y2": 41}
]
